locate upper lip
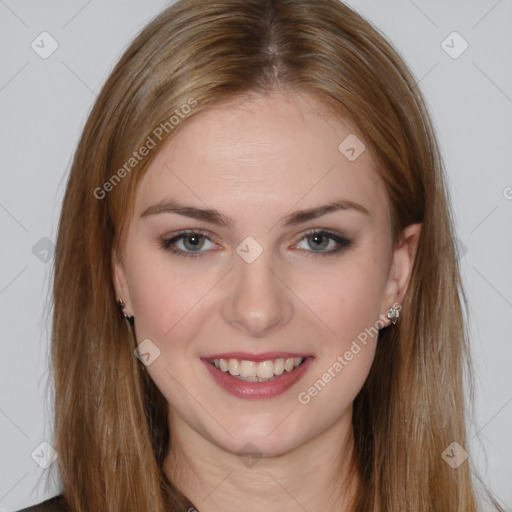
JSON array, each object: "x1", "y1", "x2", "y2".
[{"x1": 201, "y1": 352, "x2": 313, "y2": 362}]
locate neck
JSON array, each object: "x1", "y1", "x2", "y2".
[{"x1": 163, "y1": 407, "x2": 359, "y2": 512}]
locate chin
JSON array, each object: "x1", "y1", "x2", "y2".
[{"x1": 206, "y1": 418, "x2": 309, "y2": 459}]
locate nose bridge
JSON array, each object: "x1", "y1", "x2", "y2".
[{"x1": 222, "y1": 241, "x2": 293, "y2": 337}]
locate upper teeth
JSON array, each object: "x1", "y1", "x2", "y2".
[{"x1": 212, "y1": 357, "x2": 304, "y2": 379}]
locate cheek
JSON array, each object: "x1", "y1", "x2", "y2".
[
  {"x1": 124, "y1": 246, "x2": 206, "y2": 341},
  {"x1": 296, "y1": 260, "x2": 383, "y2": 419},
  {"x1": 305, "y1": 254, "x2": 385, "y2": 340}
]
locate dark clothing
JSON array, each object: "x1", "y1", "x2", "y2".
[{"x1": 15, "y1": 495, "x2": 70, "y2": 512}]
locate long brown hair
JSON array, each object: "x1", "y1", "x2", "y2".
[{"x1": 50, "y1": 0, "x2": 505, "y2": 510}]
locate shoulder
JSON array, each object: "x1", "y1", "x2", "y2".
[{"x1": 15, "y1": 495, "x2": 71, "y2": 512}]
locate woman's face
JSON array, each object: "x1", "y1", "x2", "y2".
[{"x1": 113, "y1": 90, "x2": 419, "y2": 457}]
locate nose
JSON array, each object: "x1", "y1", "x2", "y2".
[{"x1": 222, "y1": 250, "x2": 294, "y2": 338}]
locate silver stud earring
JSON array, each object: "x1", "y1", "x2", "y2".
[
  {"x1": 116, "y1": 299, "x2": 135, "y2": 325},
  {"x1": 386, "y1": 303, "x2": 402, "y2": 326}
]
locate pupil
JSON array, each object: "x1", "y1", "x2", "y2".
[
  {"x1": 310, "y1": 233, "x2": 328, "y2": 250},
  {"x1": 185, "y1": 235, "x2": 203, "y2": 250}
]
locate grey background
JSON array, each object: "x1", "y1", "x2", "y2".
[{"x1": 1, "y1": 0, "x2": 511, "y2": 510}]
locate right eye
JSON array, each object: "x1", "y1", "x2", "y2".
[{"x1": 160, "y1": 229, "x2": 219, "y2": 258}]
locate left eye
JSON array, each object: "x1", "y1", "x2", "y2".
[
  {"x1": 293, "y1": 230, "x2": 351, "y2": 254},
  {"x1": 160, "y1": 229, "x2": 352, "y2": 258}
]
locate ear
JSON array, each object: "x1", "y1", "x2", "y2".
[
  {"x1": 111, "y1": 248, "x2": 134, "y2": 316},
  {"x1": 380, "y1": 223, "x2": 421, "y2": 325}
]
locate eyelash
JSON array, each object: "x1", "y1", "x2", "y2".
[{"x1": 160, "y1": 229, "x2": 353, "y2": 258}]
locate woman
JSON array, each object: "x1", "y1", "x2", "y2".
[{"x1": 18, "y1": 0, "x2": 505, "y2": 510}]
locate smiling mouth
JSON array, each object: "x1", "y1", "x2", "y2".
[{"x1": 208, "y1": 356, "x2": 306, "y2": 382}]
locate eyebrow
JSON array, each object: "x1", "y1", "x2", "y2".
[{"x1": 140, "y1": 198, "x2": 369, "y2": 228}]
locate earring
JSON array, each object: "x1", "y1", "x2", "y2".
[
  {"x1": 386, "y1": 303, "x2": 402, "y2": 326},
  {"x1": 116, "y1": 299, "x2": 135, "y2": 326}
]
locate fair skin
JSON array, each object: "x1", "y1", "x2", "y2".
[{"x1": 113, "y1": 90, "x2": 421, "y2": 511}]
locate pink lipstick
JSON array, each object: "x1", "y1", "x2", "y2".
[{"x1": 201, "y1": 354, "x2": 314, "y2": 399}]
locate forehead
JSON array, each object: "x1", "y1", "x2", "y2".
[{"x1": 133, "y1": 91, "x2": 388, "y2": 223}]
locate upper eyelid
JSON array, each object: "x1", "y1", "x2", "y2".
[{"x1": 163, "y1": 227, "x2": 345, "y2": 239}]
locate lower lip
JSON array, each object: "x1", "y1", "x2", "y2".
[{"x1": 201, "y1": 357, "x2": 314, "y2": 399}]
